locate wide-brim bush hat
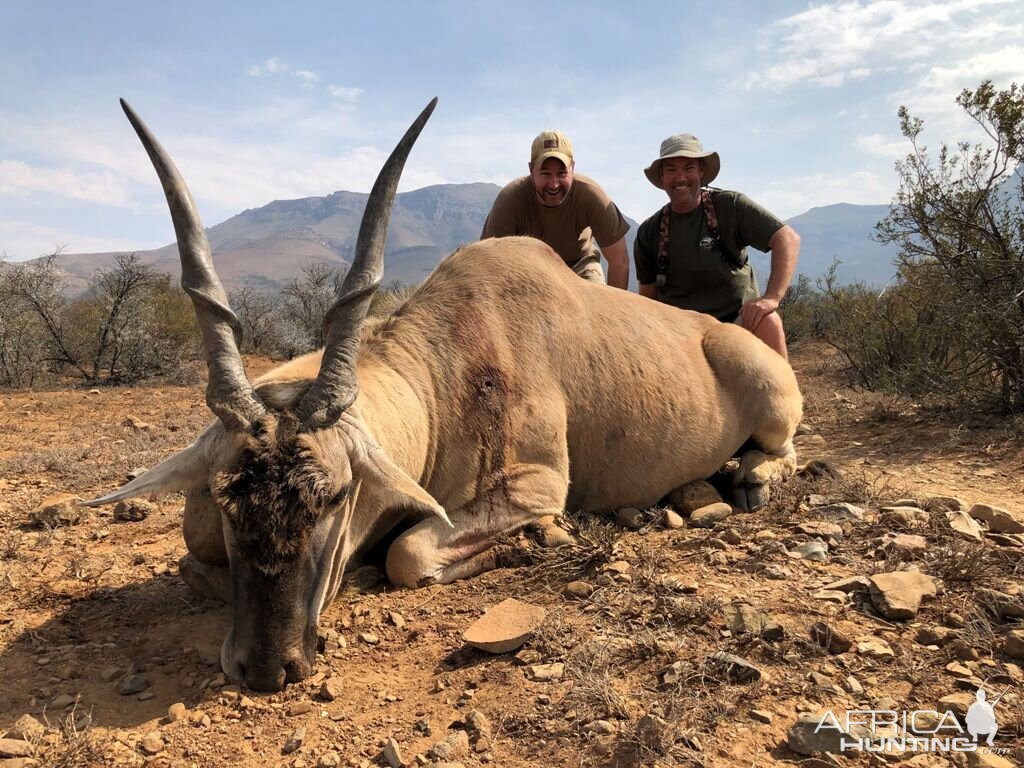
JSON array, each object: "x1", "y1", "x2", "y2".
[{"x1": 644, "y1": 134, "x2": 720, "y2": 188}]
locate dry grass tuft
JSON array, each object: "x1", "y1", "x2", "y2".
[{"x1": 45, "y1": 705, "x2": 104, "y2": 768}]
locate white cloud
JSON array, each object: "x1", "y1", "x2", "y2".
[
  {"x1": 248, "y1": 56, "x2": 290, "y2": 77},
  {"x1": 0, "y1": 160, "x2": 133, "y2": 206},
  {"x1": 295, "y1": 69, "x2": 320, "y2": 88},
  {"x1": 328, "y1": 85, "x2": 365, "y2": 101},
  {"x1": 749, "y1": 0, "x2": 1019, "y2": 90},
  {"x1": 0, "y1": 220, "x2": 162, "y2": 262},
  {"x1": 856, "y1": 133, "x2": 910, "y2": 158},
  {"x1": 756, "y1": 170, "x2": 894, "y2": 219}
]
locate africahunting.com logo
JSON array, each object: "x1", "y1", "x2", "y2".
[{"x1": 815, "y1": 687, "x2": 1011, "y2": 754}]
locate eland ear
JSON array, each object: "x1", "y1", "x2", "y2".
[{"x1": 357, "y1": 446, "x2": 453, "y2": 528}]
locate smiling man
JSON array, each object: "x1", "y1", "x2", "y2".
[
  {"x1": 634, "y1": 134, "x2": 800, "y2": 358},
  {"x1": 481, "y1": 130, "x2": 630, "y2": 289}
]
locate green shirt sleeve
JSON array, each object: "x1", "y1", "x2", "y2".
[{"x1": 481, "y1": 183, "x2": 523, "y2": 239}]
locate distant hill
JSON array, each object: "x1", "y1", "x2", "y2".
[{"x1": 47, "y1": 184, "x2": 908, "y2": 294}]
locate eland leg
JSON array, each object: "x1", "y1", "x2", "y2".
[
  {"x1": 385, "y1": 462, "x2": 569, "y2": 588},
  {"x1": 180, "y1": 484, "x2": 231, "y2": 602}
]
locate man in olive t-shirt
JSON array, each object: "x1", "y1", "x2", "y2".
[
  {"x1": 482, "y1": 130, "x2": 631, "y2": 289},
  {"x1": 634, "y1": 134, "x2": 800, "y2": 358}
]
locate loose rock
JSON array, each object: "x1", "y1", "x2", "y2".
[
  {"x1": 812, "y1": 502, "x2": 864, "y2": 522},
  {"x1": 667, "y1": 480, "x2": 722, "y2": 514},
  {"x1": 689, "y1": 502, "x2": 733, "y2": 528},
  {"x1": 114, "y1": 499, "x2": 157, "y2": 522},
  {"x1": 28, "y1": 494, "x2": 82, "y2": 528},
  {"x1": 946, "y1": 511, "x2": 983, "y2": 541},
  {"x1": 564, "y1": 581, "x2": 594, "y2": 599},
  {"x1": 1003, "y1": 629, "x2": 1024, "y2": 659},
  {"x1": 0, "y1": 739, "x2": 33, "y2": 759},
  {"x1": 526, "y1": 663, "x2": 564, "y2": 682},
  {"x1": 809, "y1": 621, "x2": 853, "y2": 653},
  {"x1": 723, "y1": 603, "x2": 784, "y2": 641},
  {"x1": 282, "y1": 728, "x2": 305, "y2": 754},
  {"x1": 3, "y1": 716, "x2": 43, "y2": 743},
  {"x1": 616, "y1": 507, "x2": 645, "y2": 529},
  {"x1": 117, "y1": 674, "x2": 150, "y2": 696},
  {"x1": 868, "y1": 571, "x2": 937, "y2": 620},
  {"x1": 382, "y1": 737, "x2": 404, "y2": 768},
  {"x1": 663, "y1": 509, "x2": 684, "y2": 530},
  {"x1": 707, "y1": 652, "x2": 762, "y2": 683},
  {"x1": 139, "y1": 731, "x2": 164, "y2": 756},
  {"x1": 463, "y1": 598, "x2": 547, "y2": 654}
]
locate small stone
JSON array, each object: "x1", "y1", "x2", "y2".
[
  {"x1": 28, "y1": 493, "x2": 83, "y2": 527},
  {"x1": 660, "y1": 573, "x2": 698, "y2": 593},
  {"x1": 792, "y1": 540, "x2": 829, "y2": 561},
  {"x1": 689, "y1": 502, "x2": 733, "y2": 528},
  {"x1": 823, "y1": 576, "x2": 870, "y2": 593},
  {"x1": 723, "y1": 603, "x2": 784, "y2": 641},
  {"x1": 320, "y1": 678, "x2": 343, "y2": 702},
  {"x1": 388, "y1": 612, "x2": 405, "y2": 629},
  {"x1": 879, "y1": 532, "x2": 929, "y2": 555},
  {"x1": 787, "y1": 712, "x2": 856, "y2": 754},
  {"x1": 4, "y1": 715, "x2": 44, "y2": 742},
  {"x1": 720, "y1": 528, "x2": 743, "y2": 545},
  {"x1": 809, "y1": 621, "x2": 853, "y2": 653},
  {"x1": 526, "y1": 663, "x2": 564, "y2": 682},
  {"x1": 636, "y1": 714, "x2": 672, "y2": 752},
  {"x1": 843, "y1": 675, "x2": 864, "y2": 694},
  {"x1": 0, "y1": 739, "x2": 33, "y2": 758},
  {"x1": 564, "y1": 581, "x2": 594, "y2": 598},
  {"x1": 113, "y1": 499, "x2": 157, "y2": 522},
  {"x1": 583, "y1": 719, "x2": 616, "y2": 734},
  {"x1": 811, "y1": 502, "x2": 864, "y2": 522},
  {"x1": 936, "y1": 693, "x2": 974, "y2": 720},
  {"x1": 795, "y1": 521, "x2": 843, "y2": 539},
  {"x1": 318, "y1": 752, "x2": 342, "y2": 768},
  {"x1": 282, "y1": 727, "x2": 305, "y2": 755},
  {"x1": 667, "y1": 480, "x2": 722, "y2": 514},
  {"x1": 856, "y1": 638, "x2": 895, "y2": 658},
  {"x1": 915, "y1": 625, "x2": 959, "y2": 647},
  {"x1": 1005, "y1": 629, "x2": 1024, "y2": 659},
  {"x1": 463, "y1": 598, "x2": 546, "y2": 654},
  {"x1": 287, "y1": 701, "x2": 314, "y2": 717},
  {"x1": 976, "y1": 588, "x2": 1024, "y2": 620},
  {"x1": 117, "y1": 674, "x2": 150, "y2": 696},
  {"x1": 750, "y1": 709, "x2": 772, "y2": 724},
  {"x1": 49, "y1": 693, "x2": 75, "y2": 709},
  {"x1": 949, "y1": 639, "x2": 979, "y2": 661},
  {"x1": 707, "y1": 652, "x2": 762, "y2": 683},
  {"x1": 969, "y1": 504, "x2": 1024, "y2": 533},
  {"x1": 616, "y1": 507, "x2": 644, "y2": 529},
  {"x1": 382, "y1": 737, "x2": 404, "y2": 768},
  {"x1": 868, "y1": 571, "x2": 937, "y2": 620},
  {"x1": 166, "y1": 703, "x2": 187, "y2": 723},
  {"x1": 360, "y1": 632, "x2": 379, "y2": 645},
  {"x1": 427, "y1": 730, "x2": 470, "y2": 761},
  {"x1": 923, "y1": 496, "x2": 965, "y2": 512},
  {"x1": 811, "y1": 590, "x2": 847, "y2": 603},
  {"x1": 663, "y1": 509, "x2": 684, "y2": 530},
  {"x1": 946, "y1": 511, "x2": 984, "y2": 541},
  {"x1": 139, "y1": 731, "x2": 164, "y2": 756}
]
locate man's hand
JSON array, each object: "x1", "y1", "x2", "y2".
[{"x1": 739, "y1": 295, "x2": 779, "y2": 331}]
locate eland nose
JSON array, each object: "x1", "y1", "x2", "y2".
[{"x1": 240, "y1": 660, "x2": 287, "y2": 692}]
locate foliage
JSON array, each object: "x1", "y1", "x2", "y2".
[{"x1": 870, "y1": 80, "x2": 1024, "y2": 411}]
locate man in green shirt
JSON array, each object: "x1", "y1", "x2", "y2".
[
  {"x1": 482, "y1": 130, "x2": 631, "y2": 289},
  {"x1": 634, "y1": 134, "x2": 800, "y2": 358}
]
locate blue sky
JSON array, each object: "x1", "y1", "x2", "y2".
[{"x1": 2, "y1": 0, "x2": 1023, "y2": 260}]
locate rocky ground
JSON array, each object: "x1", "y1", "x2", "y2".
[{"x1": 0, "y1": 345, "x2": 1022, "y2": 768}]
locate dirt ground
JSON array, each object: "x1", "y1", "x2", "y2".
[{"x1": 0, "y1": 344, "x2": 1022, "y2": 767}]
